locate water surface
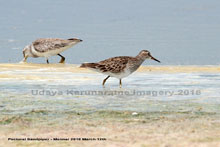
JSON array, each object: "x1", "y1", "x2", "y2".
[{"x1": 0, "y1": 0, "x2": 220, "y2": 65}]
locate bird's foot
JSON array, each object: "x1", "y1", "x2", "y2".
[
  {"x1": 19, "y1": 60, "x2": 27, "y2": 63},
  {"x1": 59, "y1": 58, "x2": 65, "y2": 64}
]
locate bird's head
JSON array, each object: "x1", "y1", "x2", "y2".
[
  {"x1": 138, "y1": 50, "x2": 160, "y2": 63},
  {"x1": 21, "y1": 45, "x2": 35, "y2": 62}
]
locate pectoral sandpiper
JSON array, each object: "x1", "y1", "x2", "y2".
[{"x1": 80, "y1": 50, "x2": 160, "y2": 87}]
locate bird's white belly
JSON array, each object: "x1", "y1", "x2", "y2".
[
  {"x1": 110, "y1": 70, "x2": 132, "y2": 79},
  {"x1": 32, "y1": 45, "x2": 73, "y2": 57},
  {"x1": 97, "y1": 68, "x2": 132, "y2": 79}
]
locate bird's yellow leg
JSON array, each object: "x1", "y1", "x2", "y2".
[{"x1": 102, "y1": 76, "x2": 110, "y2": 87}]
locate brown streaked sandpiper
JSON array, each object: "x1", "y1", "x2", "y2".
[
  {"x1": 22, "y1": 38, "x2": 83, "y2": 64},
  {"x1": 80, "y1": 50, "x2": 160, "y2": 88}
]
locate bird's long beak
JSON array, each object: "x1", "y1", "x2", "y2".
[
  {"x1": 23, "y1": 57, "x2": 27, "y2": 62},
  {"x1": 19, "y1": 57, "x2": 27, "y2": 63},
  {"x1": 21, "y1": 51, "x2": 27, "y2": 62},
  {"x1": 22, "y1": 57, "x2": 27, "y2": 63},
  {"x1": 150, "y1": 55, "x2": 160, "y2": 63},
  {"x1": 76, "y1": 39, "x2": 83, "y2": 42},
  {"x1": 23, "y1": 50, "x2": 25, "y2": 58}
]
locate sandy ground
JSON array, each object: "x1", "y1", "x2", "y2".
[
  {"x1": 0, "y1": 110, "x2": 220, "y2": 147},
  {"x1": 0, "y1": 63, "x2": 219, "y2": 73}
]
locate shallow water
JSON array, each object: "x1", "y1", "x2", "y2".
[
  {"x1": 0, "y1": 0, "x2": 220, "y2": 65},
  {"x1": 0, "y1": 64, "x2": 219, "y2": 116}
]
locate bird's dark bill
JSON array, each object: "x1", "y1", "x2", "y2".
[{"x1": 151, "y1": 56, "x2": 160, "y2": 63}]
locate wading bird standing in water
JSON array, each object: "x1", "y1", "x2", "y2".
[
  {"x1": 22, "y1": 38, "x2": 82, "y2": 64},
  {"x1": 80, "y1": 50, "x2": 160, "y2": 88}
]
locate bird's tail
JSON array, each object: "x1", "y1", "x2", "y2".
[{"x1": 80, "y1": 63, "x2": 98, "y2": 68}]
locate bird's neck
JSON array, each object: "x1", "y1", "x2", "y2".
[
  {"x1": 127, "y1": 56, "x2": 145, "y2": 73},
  {"x1": 135, "y1": 55, "x2": 146, "y2": 63}
]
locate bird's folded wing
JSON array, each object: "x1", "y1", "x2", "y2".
[
  {"x1": 98, "y1": 57, "x2": 129, "y2": 73},
  {"x1": 33, "y1": 39, "x2": 68, "y2": 53}
]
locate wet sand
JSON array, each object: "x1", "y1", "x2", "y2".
[
  {"x1": 0, "y1": 63, "x2": 220, "y2": 146},
  {"x1": 0, "y1": 63, "x2": 220, "y2": 73}
]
